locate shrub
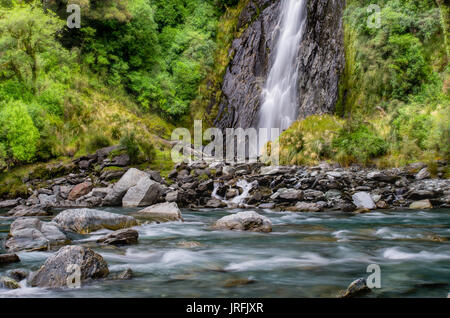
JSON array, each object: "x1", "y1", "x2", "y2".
[
  {"x1": 0, "y1": 100, "x2": 40, "y2": 163},
  {"x1": 86, "y1": 133, "x2": 111, "y2": 154},
  {"x1": 332, "y1": 123, "x2": 388, "y2": 164}
]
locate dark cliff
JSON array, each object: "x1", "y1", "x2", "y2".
[{"x1": 214, "y1": 0, "x2": 345, "y2": 130}]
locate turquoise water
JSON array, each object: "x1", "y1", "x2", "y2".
[{"x1": 0, "y1": 208, "x2": 449, "y2": 298}]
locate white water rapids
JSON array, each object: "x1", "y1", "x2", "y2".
[{"x1": 257, "y1": 0, "x2": 307, "y2": 148}]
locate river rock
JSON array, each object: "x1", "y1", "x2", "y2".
[
  {"x1": 6, "y1": 204, "x2": 51, "y2": 217},
  {"x1": 206, "y1": 198, "x2": 227, "y2": 208},
  {"x1": 5, "y1": 218, "x2": 69, "y2": 252},
  {"x1": 213, "y1": 211, "x2": 272, "y2": 233},
  {"x1": 289, "y1": 202, "x2": 323, "y2": 212},
  {"x1": 122, "y1": 176, "x2": 164, "y2": 207},
  {"x1": 415, "y1": 167, "x2": 430, "y2": 180},
  {"x1": 409, "y1": 199, "x2": 433, "y2": 210},
  {"x1": 0, "y1": 276, "x2": 20, "y2": 289},
  {"x1": 352, "y1": 192, "x2": 376, "y2": 210},
  {"x1": 7, "y1": 269, "x2": 29, "y2": 281},
  {"x1": 135, "y1": 202, "x2": 182, "y2": 222},
  {"x1": 53, "y1": 209, "x2": 138, "y2": 234},
  {"x1": 97, "y1": 229, "x2": 139, "y2": 246},
  {"x1": 0, "y1": 253, "x2": 20, "y2": 265},
  {"x1": 0, "y1": 198, "x2": 21, "y2": 210},
  {"x1": 103, "y1": 168, "x2": 149, "y2": 206},
  {"x1": 68, "y1": 182, "x2": 93, "y2": 201},
  {"x1": 340, "y1": 278, "x2": 370, "y2": 298},
  {"x1": 30, "y1": 246, "x2": 109, "y2": 288},
  {"x1": 271, "y1": 188, "x2": 303, "y2": 201}
]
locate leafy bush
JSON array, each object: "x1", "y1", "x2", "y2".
[
  {"x1": 0, "y1": 101, "x2": 40, "y2": 163},
  {"x1": 332, "y1": 123, "x2": 388, "y2": 164},
  {"x1": 120, "y1": 131, "x2": 156, "y2": 164}
]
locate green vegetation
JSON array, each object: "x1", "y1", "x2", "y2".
[{"x1": 283, "y1": 0, "x2": 449, "y2": 167}]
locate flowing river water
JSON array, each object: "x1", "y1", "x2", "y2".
[{"x1": 1, "y1": 208, "x2": 449, "y2": 298}]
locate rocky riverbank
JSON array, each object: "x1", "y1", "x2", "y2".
[
  {"x1": 0, "y1": 145, "x2": 448, "y2": 216},
  {"x1": 0, "y1": 145, "x2": 448, "y2": 293}
]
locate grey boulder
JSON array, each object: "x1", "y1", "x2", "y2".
[
  {"x1": 102, "y1": 168, "x2": 149, "y2": 206},
  {"x1": 53, "y1": 209, "x2": 138, "y2": 234},
  {"x1": 352, "y1": 192, "x2": 376, "y2": 210},
  {"x1": 213, "y1": 211, "x2": 272, "y2": 233},
  {"x1": 122, "y1": 176, "x2": 165, "y2": 207},
  {"x1": 5, "y1": 218, "x2": 69, "y2": 252},
  {"x1": 97, "y1": 228, "x2": 139, "y2": 246},
  {"x1": 30, "y1": 246, "x2": 109, "y2": 288},
  {"x1": 135, "y1": 202, "x2": 183, "y2": 222}
]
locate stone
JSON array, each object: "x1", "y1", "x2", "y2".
[
  {"x1": 325, "y1": 190, "x2": 342, "y2": 200},
  {"x1": 111, "y1": 268, "x2": 133, "y2": 280},
  {"x1": 260, "y1": 166, "x2": 289, "y2": 175},
  {"x1": 68, "y1": 182, "x2": 94, "y2": 201},
  {"x1": 38, "y1": 194, "x2": 58, "y2": 206},
  {"x1": 0, "y1": 198, "x2": 21, "y2": 210},
  {"x1": 271, "y1": 188, "x2": 303, "y2": 201},
  {"x1": 367, "y1": 171, "x2": 399, "y2": 183},
  {"x1": 5, "y1": 218, "x2": 68, "y2": 252},
  {"x1": 352, "y1": 192, "x2": 376, "y2": 210},
  {"x1": 53, "y1": 209, "x2": 138, "y2": 234},
  {"x1": 30, "y1": 246, "x2": 109, "y2": 288},
  {"x1": 0, "y1": 276, "x2": 20, "y2": 289},
  {"x1": 340, "y1": 278, "x2": 370, "y2": 298},
  {"x1": 7, "y1": 269, "x2": 28, "y2": 281},
  {"x1": 92, "y1": 187, "x2": 111, "y2": 198},
  {"x1": 165, "y1": 191, "x2": 179, "y2": 202},
  {"x1": 409, "y1": 199, "x2": 433, "y2": 210},
  {"x1": 289, "y1": 202, "x2": 323, "y2": 212},
  {"x1": 213, "y1": 211, "x2": 272, "y2": 233},
  {"x1": 122, "y1": 176, "x2": 164, "y2": 207},
  {"x1": 258, "y1": 203, "x2": 276, "y2": 209},
  {"x1": 198, "y1": 180, "x2": 214, "y2": 192},
  {"x1": 206, "y1": 198, "x2": 227, "y2": 208},
  {"x1": 7, "y1": 205, "x2": 51, "y2": 217},
  {"x1": 97, "y1": 229, "x2": 139, "y2": 246},
  {"x1": 376, "y1": 200, "x2": 389, "y2": 209},
  {"x1": 224, "y1": 278, "x2": 255, "y2": 288},
  {"x1": 109, "y1": 154, "x2": 130, "y2": 167},
  {"x1": 415, "y1": 167, "x2": 431, "y2": 180},
  {"x1": 222, "y1": 166, "x2": 236, "y2": 176},
  {"x1": 0, "y1": 254, "x2": 20, "y2": 265},
  {"x1": 136, "y1": 202, "x2": 183, "y2": 222},
  {"x1": 226, "y1": 188, "x2": 239, "y2": 199},
  {"x1": 103, "y1": 168, "x2": 149, "y2": 206}
]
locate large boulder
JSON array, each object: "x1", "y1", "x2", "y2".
[
  {"x1": 122, "y1": 176, "x2": 165, "y2": 207},
  {"x1": 53, "y1": 209, "x2": 138, "y2": 234},
  {"x1": 30, "y1": 246, "x2": 109, "y2": 288},
  {"x1": 68, "y1": 182, "x2": 93, "y2": 201},
  {"x1": 135, "y1": 202, "x2": 183, "y2": 222},
  {"x1": 213, "y1": 211, "x2": 272, "y2": 233},
  {"x1": 5, "y1": 218, "x2": 69, "y2": 252},
  {"x1": 103, "y1": 168, "x2": 149, "y2": 206},
  {"x1": 97, "y1": 229, "x2": 139, "y2": 246},
  {"x1": 352, "y1": 192, "x2": 376, "y2": 210}
]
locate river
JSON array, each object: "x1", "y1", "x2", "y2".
[{"x1": 1, "y1": 208, "x2": 449, "y2": 298}]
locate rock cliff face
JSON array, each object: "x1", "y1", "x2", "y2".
[{"x1": 214, "y1": 0, "x2": 345, "y2": 130}]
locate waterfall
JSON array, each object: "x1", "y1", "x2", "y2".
[{"x1": 257, "y1": 0, "x2": 307, "y2": 148}]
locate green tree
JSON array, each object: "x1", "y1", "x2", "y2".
[{"x1": 0, "y1": 2, "x2": 65, "y2": 93}]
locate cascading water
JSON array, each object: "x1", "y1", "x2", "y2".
[{"x1": 257, "y1": 0, "x2": 307, "y2": 148}]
